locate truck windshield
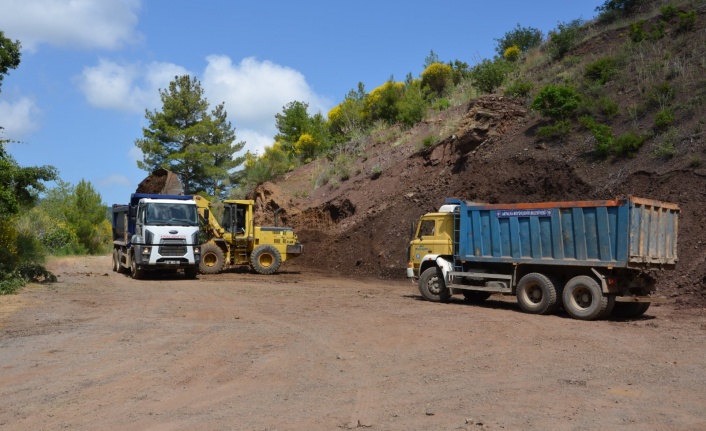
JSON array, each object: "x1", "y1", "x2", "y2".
[{"x1": 145, "y1": 203, "x2": 198, "y2": 226}]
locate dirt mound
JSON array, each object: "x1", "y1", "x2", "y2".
[
  {"x1": 256, "y1": 89, "x2": 706, "y2": 308},
  {"x1": 135, "y1": 168, "x2": 184, "y2": 195}
]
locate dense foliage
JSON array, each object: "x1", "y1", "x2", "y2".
[{"x1": 494, "y1": 24, "x2": 543, "y2": 56}]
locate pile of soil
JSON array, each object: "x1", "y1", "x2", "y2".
[{"x1": 253, "y1": 93, "x2": 706, "y2": 309}]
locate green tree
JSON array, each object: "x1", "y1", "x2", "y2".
[
  {"x1": 0, "y1": 30, "x2": 21, "y2": 93},
  {"x1": 135, "y1": 75, "x2": 245, "y2": 196},
  {"x1": 39, "y1": 180, "x2": 110, "y2": 254},
  {"x1": 494, "y1": 24, "x2": 543, "y2": 56},
  {"x1": 274, "y1": 101, "x2": 311, "y2": 152},
  {"x1": 471, "y1": 59, "x2": 511, "y2": 93}
]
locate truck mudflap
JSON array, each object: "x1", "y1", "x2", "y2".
[{"x1": 436, "y1": 256, "x2": 454, "y2": 284}]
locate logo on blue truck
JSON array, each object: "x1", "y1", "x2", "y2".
[{"x1": 496, "y1": 209, "x2": 554, "y2": 218}]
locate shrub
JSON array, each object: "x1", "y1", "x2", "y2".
[
  {"x1": 650, "y1": 20, "x2": 667, "y2": 40},
  {"x1": 537, "y1": 120, "x2": 573, "y2": 140},
  {"x1": 595, "y1": 97, "x2": 621, "y2": 118},
  {"x1": 433, "y1": 98, "x2": 450, "y2": 111},
  {"x1": 421, "y1": 62, "x2": 454, "y2": 96},
  {"x1": 613, "y1": 131, "x2": 646, "y2": 156},
  {"x1": 689, "y1": 155, "x2": 702, "y2": 167},
  {"x1": 647, "y1": 82, "x2": 676, "y2": 109},
  {"x1": 422, "y1": 136, "x2": 435, "y2": 148},
  {"x1": 504, "y1": 45, "x2": 522, "y2": 62},
  {"x1": 596, "y1": 0, "x2": 641, "y2": 22},
  {"x1": 580, "y1": 116, "x2": 614, "y2": 157},
  {"x1": 660, "y1": 5, "x2": 678, "y2": 21},
  {"x1": 547, "y1": 19, "x2": 584, "y2": 60},
  {"x1": 370, "y1": 166, "x2": 382, "y2": 180},
  {"x1": 654, "y1": 108, "x2": 675, "y2": 130},
  {"x1": 363, "y1": 81, "x2": 405, "y2": 124},
  {"x1": 494, "y1": 24, "x2": 543, "y2": 56},
  {"x1": 504, "y1": 80, "x2": 533, "y2": 98},
  {"x1": 585, "y1": 57, "x2": 618, "y2": 85},
  {"x1": 470, "y1": 59, "x2": 510, "y2": 93},
  {"x1": 677, "y1": 10, "x2": 697, "y2": 33},
  {"x1": 629, "y1": 20, "x2": 646, "y2": 42},
  {"x1": 397, "y1": 80, "x2": 427, "y2": 127},
  {"x1": 531, "y1": 85, "x2": 583, "y2": 120}
]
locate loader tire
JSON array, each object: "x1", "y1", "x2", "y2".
[
  {"x1": 418, "y1": 267, "x2": 450, "y2": 303},
  {"x1": 200, "y1": 243, "x2": 225, "y2": 275},
  {"x1": 251, "y1": 245, "x2": 282, "y2": 275}
]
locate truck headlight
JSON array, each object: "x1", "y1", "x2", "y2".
[
  {"x1": 193, "y1": 247, "x2": 200, "y2": 255},
  {"x1": 142, "y1": 246, "x2": 151, "y2": 255}
]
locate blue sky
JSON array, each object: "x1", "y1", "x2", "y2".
[{"x1": 0, "y1": 0, "x2": 604, "y2": 206}]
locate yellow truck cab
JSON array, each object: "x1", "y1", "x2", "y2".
[{"x1": 407, "y1": 204, "x2": 456, "y2": 278}]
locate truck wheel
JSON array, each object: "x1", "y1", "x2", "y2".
[
  {"x1": 251, "y1": 245, "x2": 282, "y2": 275},
  {"x1": 418, "y1": 267, "x2": 450, "y2": 303},
  {"x1": 462, "y1": 291, "x2": 491, "y2": 303},
  {"x1": 112, "y1": 249, "x2": 119, "y2": 272},
  {"x1": 516, "y1": 273, "x2": 558, "y2": 315},
  {"x1": 200, "y1": 243, "x2": 225, "y2": 274},
  {"x1": 184, "y1": 267, "x2": 198, "y2": 279},
  {"x1": 562, "y1": 276, "x2": 614, "y2": 320},
  {"x1": 611, "y1": 302, "x2": 650, "y2": 318},
  {"x1": 130, "y1": 253, "x2": 144, "y2": 280}
]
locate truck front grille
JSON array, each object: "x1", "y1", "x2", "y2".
[{"x1": 159, "y1": 239, "x2": 187, "y2": 256}]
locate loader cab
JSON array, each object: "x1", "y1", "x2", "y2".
[{"x1": 221, "y1": 200, "x2": 254, "y2": 240}]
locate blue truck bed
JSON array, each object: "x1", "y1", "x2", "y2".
[{"x1": 451, "y1": 196, "x2": 679, "y2": 269}]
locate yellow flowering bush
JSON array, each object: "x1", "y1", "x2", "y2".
[
  {"x1": 504, "y1": 45, "x2": 522, "y2": 62},
  {"x1": 421, "y1": 62, "x2": 453, "y2": 95}
]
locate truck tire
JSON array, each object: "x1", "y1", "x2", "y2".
[
  {"x1": 200, "y1": 243, "x2": 225, "y2": 274},
  {"x1": 112, "y1": 249, "x2": 119, "y2": 272},
  {"x1": 418, "y1": 267, "x2": 450, "y2": 303},
  {"x1": 516, "y1": 272, "x2": 559, "y2": 315},
  {"x1": 462, "y1": 291, "x2": 492, "y2": 303},
  {"x1": 562, "y1": 275, "x2": 614, "y2": 320},
  {"x1": 251, "y1": 245, "x2": 282, "y2": 275},
  {"x1": 130, "y1": 252, "x2": 145, "y2": 280},
  {"x1": 611, "y1": 302, "x2": 650, "y2": 318}
]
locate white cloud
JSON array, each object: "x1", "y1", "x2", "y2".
[
  {"x1": 77, "y1": 59, "x2": 190, "y2": 113},
  {"x1": 0, "y1": 0, "x2": 142, "y2": 51},
  {"x1": 0, "y1": 97, "x2": 41, "y2": 138},
  {"x1": 202, "y1": 55, "x2": 332, "y2": 154}
]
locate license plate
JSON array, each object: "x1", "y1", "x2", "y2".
[{"x1": 165, "y1": 260, "x2": 180, "y2": 265}]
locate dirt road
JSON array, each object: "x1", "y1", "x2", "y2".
[{"x1": 1, "y1": 256, "x2": 706, "y2": 431}]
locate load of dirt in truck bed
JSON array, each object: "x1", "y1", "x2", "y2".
[{"x1": 135, "y1": 168, "x2": 183, "y2": 195}]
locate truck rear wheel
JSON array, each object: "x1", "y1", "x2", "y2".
[
  {"x1": 112, "y1": 249, "x2": 119, "y2": 272},
  {"x1": 200, "y1": 243, "x2": 225, "y2": 274},
  {"x1": 516, "y1": 272, "x2": 559, "y2": 315},
  {"x1": 251, "y1": 245, "x2": 282, "y2": 275},
  {"x1": 562, "y1": 276, "x2": 614, "y2": 320},
  {"x1": 611, "y1": 302, "x2": 650, "y2": 318},
  {"x1": 418, "y1": 267, "x2": 450, "y2": 303}
]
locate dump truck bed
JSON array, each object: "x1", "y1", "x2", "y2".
[{"x1": 451, "y1": 196, "x2": 679, "y2": 269}]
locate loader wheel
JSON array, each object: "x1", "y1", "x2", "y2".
[
  {"x1": 130, "y1": 252, "x2": 144, "y2": 280},
  {"x1": 200, "y1": 243, "x2": 225, "y2": 275},
  {"x1": 611, "y1": 302, "x2": 650, "y2": 318},
  {"x1": 251, "y1": 245, "x2": 282, "y2": 275},
  {"x1": 516, "y1": 272, "x2": 559, "y2": 315},
  {"x1": 562, "y1": 276, "x2": 614, "y2": 320},
  {"x1": 418, "y1": 267, "x2": 450, "y2": 303}
]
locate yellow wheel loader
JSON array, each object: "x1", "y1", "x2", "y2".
[{"x1": 193, "y1": 196, "x2": 302, "y2": 275}]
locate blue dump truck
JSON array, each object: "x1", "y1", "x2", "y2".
[
  {"x1": 112, "y1": 194, "x2": 202, "y2": 279},
  {"x1": 407, "y1": 196, "x2": 679, "y2": 320}
]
